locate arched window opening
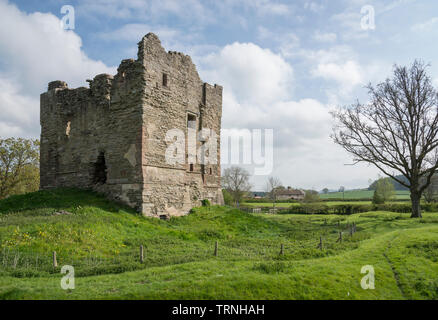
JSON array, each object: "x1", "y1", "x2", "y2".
[{"x1": 93, "y1": 152, "x2": 107, "y2": 184}]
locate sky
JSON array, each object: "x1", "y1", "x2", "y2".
[{"x1": 1, "y1": 0, "x2": 437, "y2": 191}]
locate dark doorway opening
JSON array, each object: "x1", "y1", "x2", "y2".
[{"x1": 93, "y1": 152, "x2": 107, "y2": 184}]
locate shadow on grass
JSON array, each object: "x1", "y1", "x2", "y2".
[{"x1": 0, "y1": 188, "x2": 137, "y2": 215}]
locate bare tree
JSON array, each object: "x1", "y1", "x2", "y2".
[
  {"x1": 332, "y1": 61, "x2": 438, "y2": 218},
  {"x1": 221, "y1": 166, "x2": 252, "y2": 207},
  {"x1": 265, "y1": 177, "x2": 282, "y2": 209},
  {"x1": 339, "y1": 186, "x2": 345, "y2": 200}
]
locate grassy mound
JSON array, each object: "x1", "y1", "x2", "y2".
[{"x1": 0, "y1": 189, "x2": 437, "y2": 299}]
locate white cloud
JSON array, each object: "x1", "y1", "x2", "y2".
[
  {"x1": 0, "y1": 77, "x2": 38, "y2": 138},
  {"x1": 96, "y1": 23, "x2": 215, "y2": 60},
  {"x1": 78, "y1": 0, "x2": 215, "y2": 23},
  {"x1": 0, "y1": 0, "x2": 115, "y2": 137},
  {"x1": 312, "y1": 31, "x2": 337, "y2": 43},
  {"x1": 312, "y1": 60, "x2": 363, "y2": 92},
  {"x1": 330, "y1": 10, "x2": 372, "y2": 41},
  {"x1": 411, "y1": 17, "x2": 438, "y2": 32},
  {"x1": 257, "y1": 27, "x2": 301, "y2": 58},
  {"x1": 250, "y1": 0, "x2": 291, "y2": 16},
  {"x1": 304, "y1": 1, "x2": 324, "y2": 13},
  {"x1": 201, "y1": 42, "x2": 293, "y2": 106}
]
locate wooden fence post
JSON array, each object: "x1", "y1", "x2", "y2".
[
  {"x1": 140, "y1": 245, "x2": 144, "y2": 263},
  {"x1": 214, "y1": 241, "x2": 218, "y2": 257},
  {"x1": 317, "y1": 237, "x2": 323, "y2": 250},
  {"x1": 336, "y1": 231, "x2": 342, "y2": 243},
  {"x1": 53, "y1": 251, "x2": 57, "y2": 268}
]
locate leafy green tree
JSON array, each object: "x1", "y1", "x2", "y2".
[
  {"x1": 372, "y1": 189, "x2": 385, "y2": 204},
  {"x1": 372, "y1": 178, "x2": 395, "y2": 204},
  {"x1": 222, "y1": 189, "x2": 233, "y2": 206},
  {"x1": 303, "y1": 190, "x2": 320, "y2": 203},
  {"x1": 368, "y1": 175, "x2": 409, "y2": 191},
  {"x1": 0, "y1": 137, "x2": 40, "y2": 199},
  {"x1": 322, "y1": 188, "x2": 329, "y2": 194}
]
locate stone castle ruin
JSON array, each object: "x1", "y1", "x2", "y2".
[{"x1": 40, "y1": 33, "x2": 224, "y2": 217}]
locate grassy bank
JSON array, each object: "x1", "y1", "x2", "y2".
[{"x1": 0, "y1": 189, "x2": 437, "y2": 299}]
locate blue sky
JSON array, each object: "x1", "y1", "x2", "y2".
[{"x1": 1, "y1": 0, "x2": 437, "y2": 190}]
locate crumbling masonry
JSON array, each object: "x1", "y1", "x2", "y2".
[{"x1": 40, "y1": 33, "x2": 224, "y2": 217}]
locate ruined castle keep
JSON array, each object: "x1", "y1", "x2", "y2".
[{"x1": 40, "y1": 33, "x2": 224, "y2": 217}]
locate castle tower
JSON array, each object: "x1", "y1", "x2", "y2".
[{"x1": 40, "y1": 33, "x2": 224, "y2": 217}]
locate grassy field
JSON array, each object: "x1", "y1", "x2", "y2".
[
  {"x1": 319, "y1": 189, "x2": 410, "y2": 200},
  {"x1": 0, "y1": 189, "x2": 437, "y2": 299},
  {"x1": 243, "y1": 201, "x2": 408, "y2": 208}
]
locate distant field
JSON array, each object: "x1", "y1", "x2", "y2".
[
  {"x1": 244, "y1": 201, "x2": 408, "y2": 208},
  {"x1": 319, "y1": 189, "x2": 410, "y2": 200}
]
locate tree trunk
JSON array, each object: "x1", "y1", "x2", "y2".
[{"x1": 410, "y1": 190, "x2": 422, "y2": 218}]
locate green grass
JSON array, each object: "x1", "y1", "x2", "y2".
[
  {"x1": 0, "y1": 188, "x2": 437, "y2": 299},
  {"x1": 319, "y1": 189, "x2": 411, "y2": 200},
  {"x1": 243, "y1": 201, "x2": 408, "y2": 208}
]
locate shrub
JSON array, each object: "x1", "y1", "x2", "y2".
[
  {"x1": 372, "y1": 178, "x2": 395, "y2": 204},
  {"x1": 254, "y1": 262, "x2": 287, "y2": 274},
  {"x1": 280, "y1": 203, "x2": 330, "y2": 215},
  {"x1": 222, "y1": 189, "x2": 233, "y2": 206},
  {"x1": 243, "y1": 198, "x2": 298, "y2": 203},
  {"x1": 201, "y1": 199, "x2": 211, "y2": 207},
  {"x1": 275, "y1": 202, "x2": 433, "y2": 215},
  {"x1": 372, "y1": 189, "x2": 385, "y2": 204}
]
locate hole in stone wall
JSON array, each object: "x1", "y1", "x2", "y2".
[
  {"x1": 65, "y1": 121, "x2": 71, "y2": 137},
  {"x1": 209, "y1": 168, "x2": 212, "y2": 175},
  {"x1": 189, "y1": 163, "x2": 194, "y2": 172},
  {"x1": 187, "y1": 114, "x2": 196, "y2": 129},
  {"x1": 162, "y1": 73, "x2": 168, "y2": 87},
  {"x1": 93, "y1": 152, "x2": 107, "y2": 184}
]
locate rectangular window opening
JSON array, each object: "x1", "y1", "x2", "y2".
[
  {"x1": 187, "y1": 114, "x2": 196, "y2": 129},
  {"x1": 162, "y1": 73, "x2": 168, "y2": 87}
]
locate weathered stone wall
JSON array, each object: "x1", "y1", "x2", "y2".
[
  {"x1": 40, "y1": 33, "x2": 223, "y2": 217},
  {"x1": 138, "y1": 34, "x2": 223, "y2": 216},
  {"x1": 40, "y1": 59, "x2": 146, "y2": 210}
]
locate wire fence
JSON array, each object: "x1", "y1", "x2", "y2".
[{"x1": 0, "y1": 222, "x2": 363, "y2": 278}]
